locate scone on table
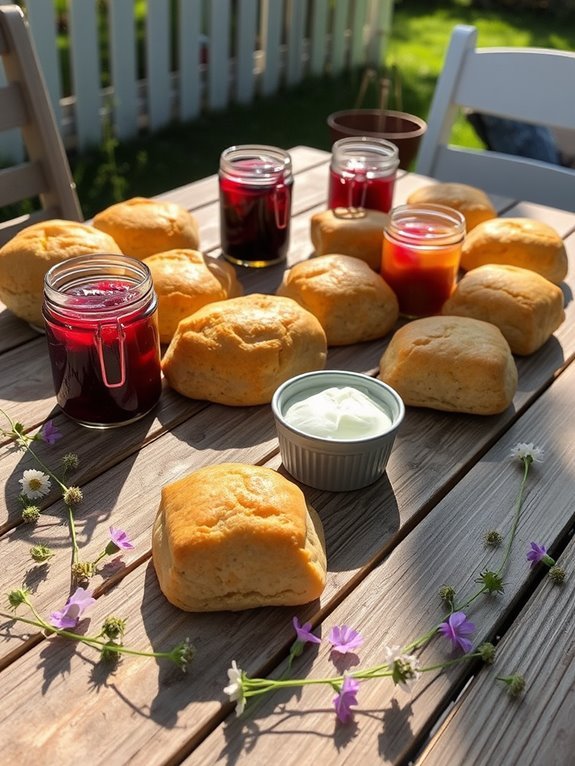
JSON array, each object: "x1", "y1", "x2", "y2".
[
  {"x1": 276, "y1": 254, "x2": 399, "y2": 346},
  {"x1": 379, "y1": 315, "x2": 518, "y2": 415},
  {"x1": 152, "y1": 463, "x2": 327, "y2": 611}
]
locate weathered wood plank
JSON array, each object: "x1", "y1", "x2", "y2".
[
  {"x1": 418, "y1": 531, "x2": 575, "y2": 766},
  {"x1": 188, "y1": 359, "x2": 575, "y2": 765}
]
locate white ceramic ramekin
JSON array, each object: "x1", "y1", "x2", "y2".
[{"x1": 271, "y1": 370, "x2": 404, "y2": 492}]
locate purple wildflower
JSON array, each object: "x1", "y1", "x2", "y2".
[
  {"x1": 438, "y1": 611, "x2": 475, "y2": 653},
  {"x1": 527, "y1": 542, "x2": 555, "y2": 568},
  {"x1": 328, "y1": 625, "x2": 364, "y2": 655},
  {"x1": 40, "y1": 420, "x2": 62, "y2": 445},
  {"x1": 292, "y1": 616, "x2": 321, "y2": 645},
  {"x1": 333, "y1": 675, "x2": 360, "y2": 724},
  {"x1": 107, "y1": 526, "x2": 135, "y2": 552},
  {"x1": 49, "y1": 587, "x2": 96, "y2": 629}
]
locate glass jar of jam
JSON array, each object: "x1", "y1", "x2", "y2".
[
  {"x1": 381, "y1": 204, "x2": 466, "y2": 318},
  {"x1": 43, "y1": 254, "x2": 162, "y2": 428},
  {"x1": 219, "y1": 144, "x2": 293, "y2": 267},
  {"x1": 328, "y1": 136, "x2": 399, "y2": 213}
]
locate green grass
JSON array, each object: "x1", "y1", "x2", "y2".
[{"x1": 16, "y1": 1, "x2": 575, "y2": 219}]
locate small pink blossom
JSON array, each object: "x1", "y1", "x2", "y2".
[
  {"x1": 108, "y1": 526, "x2": 135, "y2": 551},
  {"x1": 328, "y1": 625, "x2": 364, "y2": 655},
  {"x1": 333, "y1": 675, "x2": 360, "y2": 723},
  {"x1": 49, "y1": 587, "x2": 96, "y2": 629}
]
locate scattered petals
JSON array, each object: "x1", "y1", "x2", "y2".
[
  {"x1": 292, "y1": 616, "x2": 321, "y2": 645},
  {"x1": 40, "y1": 420, "x2": 62, "y2": 445},
  {"x1": 438, "y1": 611, "x2": 475, "y2": 654},
  {"x1": 333, "y1": 674, "x2": 360, "y2": 723},
  {"x1": 224, "y1": 660, "x2": 246, "y2": 716},
  {"x1": 328, "y1": 625, "x2": 364, "y2": 655},
  {"x1": 49, "y1": 587, "x2": 96, "y2": 629},
  {"x1": 19, "y1": 469, "x2": 51, "y2": 499},
  {"x1": 510, "y1": 443, "x2": 544, "y2": 464}
]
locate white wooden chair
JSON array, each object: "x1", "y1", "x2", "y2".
[
  {"x1": 416, "y1": 24, "x2": 575, "y2": 211},
  {"x1": 0, "y1": 4, "x2": 82, "y2": 245}
]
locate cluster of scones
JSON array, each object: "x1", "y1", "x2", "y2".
[{"x1": 0, "y1": 184, "x2": 568, "y2": 612}]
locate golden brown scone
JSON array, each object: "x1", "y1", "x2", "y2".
[
  {"x1": 379, "y1": 316, "x2": 517, "y2": 414},
  {"x1": 144, "y1": 249, "x2": 243, "y2": 343},
  {"x1": 407, "y1": 182, "x2": 496, "y2": 231},
  {"x1": 162, "y1": 293, "x2": 327, "y2": 405},
  {"x1": 0, "y1": 219, "x2": 122, "y2": 326},
  {"x1": 93, "y1": 197, "x2": 200, "y2": 259},
  {"x1": 152, "y1": 463, "x2": 327, "y2": 611},
  {"x1": 310, "y1": 207, "x2": 389, "y2": 270},
  {"x1": 442, "y1": 264, "x2": 565, "y2": 355},
  {"x1": 276, "y1": 254, "x2": 399, "y2": 346},
  {"x1": 460, "y1": 217, "x2": 568, "y2": 285}
]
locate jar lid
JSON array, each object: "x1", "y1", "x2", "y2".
[
  {"x1": 331, "y1": 136, "x2": 400, "y2": 174},
  {"x1": 220, "y1": 144, "x2": 292, "y2": 184},
  {"x1": 386, "y1": 203, "x2": 466, "y2": 245}
]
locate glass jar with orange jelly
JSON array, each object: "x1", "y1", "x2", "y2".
[{"x1": 381, "y1": 204, "x2": 466, "y2": 317}]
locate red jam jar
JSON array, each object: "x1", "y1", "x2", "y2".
[
  {"x1": 328, "y1": 136, "x2": 399, "y2": 213},
  {"x1": 43, "y1": 254, "x2": 162, "y2": 428},
  {"x1": 219, "y1": 144, "x2": 293, "y2": 267},
  {"x1": 381, "y1": 204, "x2": 466, "y2": 318}
]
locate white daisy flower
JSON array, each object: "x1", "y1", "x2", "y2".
[
  {"x1": 224, "y1": 660, "x2": 246, "y2": 716},
  {"x1": 510, "y1": 443, "x2": 544, "y2": 463},
  {"x1": 384, "y1": 645, "x2": 422, "y2": 692},
  {"x1": 19, "y1": 469, "x2": 51, "y2": 499}
]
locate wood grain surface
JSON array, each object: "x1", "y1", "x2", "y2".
[{"x1": 0, "y1": 147, "x2": 574, "y2": 765}]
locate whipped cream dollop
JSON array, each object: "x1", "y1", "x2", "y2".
[{"x1": 284, "y1": 385, "x2": 392, "y2": 440}]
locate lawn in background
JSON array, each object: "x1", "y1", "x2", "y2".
[{"x1": 68, "y1": 0, "x2": 575, "y2": 218}]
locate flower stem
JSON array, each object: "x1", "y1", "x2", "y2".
[{"x1": 497, "y1": 458, "x2": 531, "y2": 575}]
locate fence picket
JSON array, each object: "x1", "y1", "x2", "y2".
[
  {"x1": 236, "y1": 0, "x2": 258, "y2": 104},
  {"x1": 208, "y1": 0, "x2": 231, "y2": 109},
  {"x1": 68, "y1": 0, "x2": 102, "y2": 150},
  {"x1": 309, "y1": 0, "x2": 328, "y2": 77},
  {"x1": 23, "y1": 0, "x2": 61, "y2": 124},
  {"x1": 260, "y1": 0, "x2": 283, "y2": 97},
  {"x1": 146, "y1": 0, "x2": 172, "y2": 130},
  {"x1": 286, "y1": 0, "x2": 307, "y2": 86},
  {"x1": 109, "y1": 0, "x2": 139, "y2": 141},
  {"x1": 5, "y1": 0, "x2": 394, "y2": 157},
  {"x1": 331, "y1": 0, "x2": 350, "y2": 76}
]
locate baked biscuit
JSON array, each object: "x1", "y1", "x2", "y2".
[
  {"x1": 379, "y1": 315, "x2": 517, "y2": 414},
  {"x1": 276, "y1": 254, "x2": 398, "y2": 345},
  {"x1": 407, "y1": 182, "x2": 496, "y2": 231},
  {"x1": 144, "y1": 249, "x2": 243, "y2": 343},
  {"x1": 93, "y1": 197, "x2": 200, "y2": 259},
  {"x1": 0, "y1": 219, "x2": 122, "y2": 326},
  {"x1": 310, "y1": 207, "x2": 389, "y2": 270},
  {"x1": 161, "y1": 293, "x2": 327, "y2": 405},
  {"x1": 460, "y1": 217, "x2": 568, "y2": 285},
  {"x1": 152, "y1": 463, "x2": 327, "y2": 611},
  {"x1": 442, "y1": 264, "x2": 565, "y2": 355}
]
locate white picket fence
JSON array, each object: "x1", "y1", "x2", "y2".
[{"x1": 3, "y1": 0, "x2": 394, "y2": 155}]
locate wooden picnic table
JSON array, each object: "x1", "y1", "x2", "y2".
[{"x1": 1, "y1": 146, "x2": 574, "y2": 765}]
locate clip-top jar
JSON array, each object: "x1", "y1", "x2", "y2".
[
  {"x1": 219, "y1": 144, "x2": 293, "y2": 268},
  {"x1": 381, "y1": 204, "x2": 466, "y2": 318},
  {"x1": 328, "y1": 136, "x2": 400, "y2": 213},
  {"x1": 43, "y1": 254, "x2": 162, "y2": 428}
]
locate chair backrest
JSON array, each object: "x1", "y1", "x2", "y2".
[
  {"x1": 416, "y1": 24, "x2": 575, "y2": 211},
  {"x1": 0, "y1": 4, "x2": 82, "y2": 245}
]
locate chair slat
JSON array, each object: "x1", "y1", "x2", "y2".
[
  {"x1": 0, "y1": 205, "x2": 60, "y2": 246},
  {"x1": 0, "y1": 82, "x2": 27, "y2": 131},
  {"x1": 0, "y1": 162, "x2": 47, "y2": 207}
]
